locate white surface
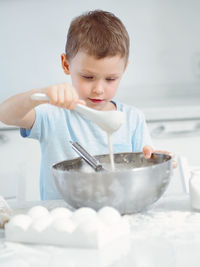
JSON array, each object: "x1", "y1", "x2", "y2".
[
  {"x1": 148, "y1": 119, "x2": 200, "y2": 167},
  {"x1": 144, "y1": 105, "x2": 200, "y2": 122},
  {"x1": 1, "y1": 195, "x2": 200, "y2": 267},
  {"x1": 5, "y1": 206, "x2": 130, "y2": 249}
]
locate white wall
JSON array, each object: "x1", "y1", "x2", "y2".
[{"x1": 0, "y1": 0, "x2": 200, "y2": 107}]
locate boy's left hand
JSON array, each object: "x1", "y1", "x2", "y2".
[{"x1": 143, "y1": 146, "x2": 177, "y2": 168}]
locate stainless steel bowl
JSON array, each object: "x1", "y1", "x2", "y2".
[{"x1": 52, "y1": 152, "x2": 172, "y2": 214}]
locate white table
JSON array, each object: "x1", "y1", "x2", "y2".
[{"x1": 1, "y1": 194, "x2": 200, "y2": 267}]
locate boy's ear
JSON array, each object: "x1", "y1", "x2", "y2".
[{"x1": 61, "y1": 53, "x2": 70, "y2": 75}]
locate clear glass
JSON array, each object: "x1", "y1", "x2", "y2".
[
  {"x1": 189, "y1": 168, "x2": 200, "y2": 210},
  {"x1": 191, "y1": 169, "x2": 200, "y2": 179},
  {"x1": 0, "y1": 229, "x2": 6, "y2": 251}
]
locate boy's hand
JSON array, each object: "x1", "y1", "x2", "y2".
[
  {"x1": 143, "y1": 145, "x2": 177, "y2": 168},
  {"x1": 41, "y1": 82, "x2": 85, "y2": 109}
]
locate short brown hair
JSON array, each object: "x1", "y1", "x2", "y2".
[{"x1": 65, "y1": 10, "x2": 130, "y2": 62}]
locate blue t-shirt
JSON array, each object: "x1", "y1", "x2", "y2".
[{"x1": 20, "y1": 101, "x2": 153, "y2": 200}]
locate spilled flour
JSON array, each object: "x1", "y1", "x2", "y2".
[{"x1": 126, "y1": 210, "x2": 200, "y2": 242}]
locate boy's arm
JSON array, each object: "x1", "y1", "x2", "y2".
[
  {"x1": 0, "y1": 88, "x2": 42, "y2": 129},
  {"x1": 0, "y1": 83, "x2": 85, "y2": 129}
]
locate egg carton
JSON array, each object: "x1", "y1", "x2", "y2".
[{"x1": 5, "y1": 206, "x2": 130, "y2": 249}]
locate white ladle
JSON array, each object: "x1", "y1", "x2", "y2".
[{"x1": 30, "y1": 93, "x2": 125, "y2": 133}]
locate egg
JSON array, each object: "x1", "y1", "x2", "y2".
[
  {"x1": 27, "y1": 206, "x2": 49, "y2": 220},
  {"x1": 52, "y1": 217, "x2": 76, "y2": 234},
  {"x1": 24, "y1": 214, "x2": 53, "y2": 244},
  {"x1": 51, "y1": 207, "x2": 72, "y2": 220},
  {"x1": 50, "y1": 217, "x2": 77, "y2": 246},
  {"x1": 30, "y1": 214, "x2": 53, "y2": 233},
  {"x1": 72, "y1": 207, "x2": 97, "y2": 224},
  {"x1": 6, "y1": 214, "x2": 32, "y2": 231},
  {"x1": 5, "y1": 214, "x2": 32, "y2": 242},
  {"x1": 76, "y1": 216, "x2": 99, "y2": 233},
  {"x1": 5, "y1": 205, "x2": 128, "y2": 248},
  {"x1": 72, "y1": 216, "x2": 100, "y2": 248},
  {"x1": 98, "y1": 207, "x2": 121, "y2": 225}
]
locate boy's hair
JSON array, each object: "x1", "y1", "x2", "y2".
[{"x1": 65, "y1": 10, "x2": 129, "y2": 63}]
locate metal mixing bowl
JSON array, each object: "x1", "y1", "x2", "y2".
[{"x1": 52, "y1": 152, "x2": 172, "y2": 214}]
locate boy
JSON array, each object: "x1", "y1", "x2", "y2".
[{"x1": 0, "y1": 10, "x2": 171, "y2": 200}]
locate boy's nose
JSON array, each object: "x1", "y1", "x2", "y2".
[{"x1": 92, "y1": 82, "x2": 104, "y2": 94}]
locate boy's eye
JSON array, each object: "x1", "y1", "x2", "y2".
[
  {"x1": 83, "y1": 76, "x2": 93, "y2": 80},
  {"x1": 106, "y1": 78, "x2": 116, "y2": 82}
]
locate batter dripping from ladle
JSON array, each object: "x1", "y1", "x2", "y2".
[{"x1": 31, "y1": 93, "x2": 125, "y2": 171}]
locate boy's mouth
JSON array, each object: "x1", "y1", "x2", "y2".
[{"x1": 88, "y1": 98, "x2": 104, "y2": 104}]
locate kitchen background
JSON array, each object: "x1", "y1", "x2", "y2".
[{"x1": 0, "y1": 0, "x2": 200, "y2": 200}]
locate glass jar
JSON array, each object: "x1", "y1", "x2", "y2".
[{"x1": 189, "y1": 169, "x2": 200, "y2": 210}]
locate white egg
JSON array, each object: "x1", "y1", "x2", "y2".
[
  {"x1": 5, "y1": 214, "x2": 32, "y2": 242},
  {"x1": 30, "y1": 214, "x2": 53, "y2": 232},
  {"x1": 50, "y1": 207, "x2": 72, "y2": 220},
  {"x1": 19, "y1": 214, "x2": 53, "y2": 244},
  {"x1": 52, "y1": 217, "x2": 76, "y2": 234},
  {"x1": 48, "y1": 218, "x2": 78, "y2": 246},
  {"x1": 6, "y1": 214, "x2": 32, "y2": 231},
  {"x1": 72, "y1": 217, "x2": 100, "y2": 248},
  {"x1": 98, "y1": 206, "x2": 121, "y2": 225},
  {"x1": 72, "y1": 207, "x2": 97, "y2": 224},
  {"x1": 77, "y1": 216, "x2": 100, "y2": 233},
  {"x1": 27, "y1": 206, "x2": 49, "y2": 220}
]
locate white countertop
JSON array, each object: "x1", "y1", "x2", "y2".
[
  {"x1": 116, "y1": 93, "x2": 200, "y2": 121},
  {"x1": 1, "y1": 194, "x2": 200, "y2": 267},
  {"x1": 142, "y1": 105, "x2": 200, "y2": 122}
]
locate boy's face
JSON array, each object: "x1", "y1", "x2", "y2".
[{"x1": 61, "y1": 51, "x2": 127, "y2": 110}]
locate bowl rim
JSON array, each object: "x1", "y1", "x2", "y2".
[{"x1": 52, "y1": 152, "x2": 172, "y2": 174}]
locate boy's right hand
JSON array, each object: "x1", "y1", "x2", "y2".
[
  {"x1": 0, "y1": 82, "x2": 85, "y2": 129},
  {"x1": 41, "y1": 82, "x2": 85, "y2": 110}
]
